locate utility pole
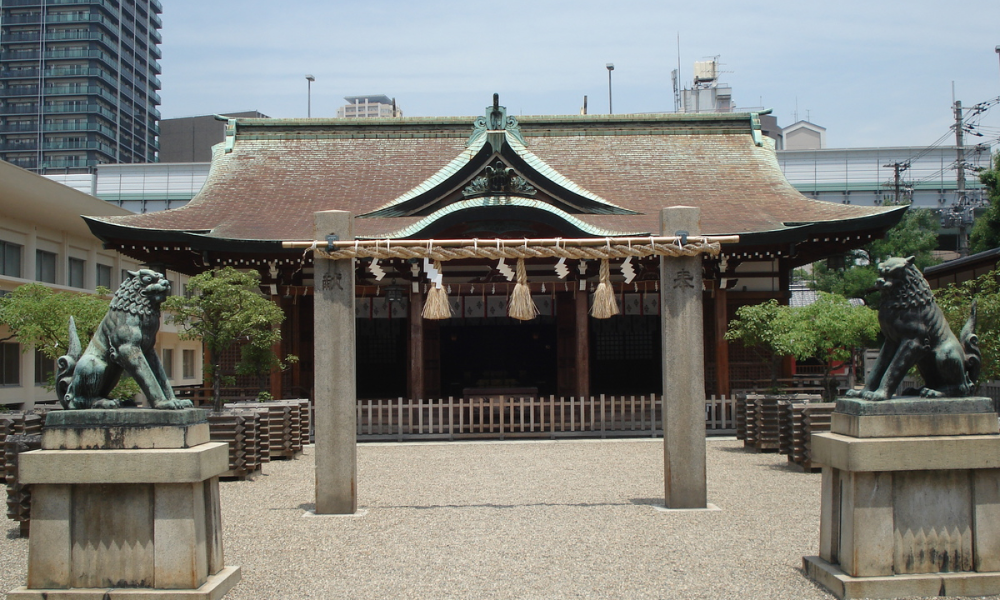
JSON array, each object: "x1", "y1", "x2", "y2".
[
  {"x1": 954, "y1": 100, "x2": 969, "y2": 256},
  {"x1": 883, "y1": 161, "x2": 910, "y2": 205}
]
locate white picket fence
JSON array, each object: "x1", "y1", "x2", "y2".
[{"x1": 355, "y1": 394, "x2": 737, "y2": 441}]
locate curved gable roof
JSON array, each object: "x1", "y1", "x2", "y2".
[{"x1": 86, "y1": 109, "x2": 902, "y2": 250}]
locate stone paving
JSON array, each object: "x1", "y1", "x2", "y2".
[{"x1": 2, "y1": 438, "x2": 996, "y2": 599}]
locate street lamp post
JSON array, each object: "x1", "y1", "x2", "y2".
[
  {"x1": 995, "y1": 46, "x2": 1000, "y2": 85},
  {"x1": 606, "y1": 63, "x2": 614, "y2": 114},
  {"x1": 305, "y1": 74, "x2": 315, "y2": 118}
]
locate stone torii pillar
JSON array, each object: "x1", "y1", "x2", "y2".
[
  {"x1": 660, "y1": 206, "x2": 707, "y2": 509},
  {"x1": 313, "y1": 210, "x2": 357, "y2": 514}
]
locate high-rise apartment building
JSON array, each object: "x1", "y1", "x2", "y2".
[{"x1": 0, "y1": 0, "x2": 162, "y2": 173}]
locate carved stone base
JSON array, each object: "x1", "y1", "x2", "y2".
[
  {"x1": 804, "y1": 555, "x2": 1000, "y2": 600},
  {"x1": 6, "y1": 566, "x2": 241, "y2": 600},
  {"x1": 805, "y1": 397, "x2": 1000, "y2": 599},
  {"x1": 8, "y1": 409, "x2": 240, "y2": 598}
]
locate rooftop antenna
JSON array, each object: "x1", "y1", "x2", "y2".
[{"x1": 675, "y1": 33, "x2": 682, "y2": 111}]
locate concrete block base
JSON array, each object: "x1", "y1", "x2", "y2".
[
  {"x1": 804, "y1": 555, "x2": 1000, "y2": 599},
  {"x1": 9, "y1": 412, "x2": 239, "y2": 598},
  {"x1": 805, "y1": 397, "x2": 1000, "y2": 598},
  {"x1": 7, "y1": 565, "x2": 241, "y2": 600}
]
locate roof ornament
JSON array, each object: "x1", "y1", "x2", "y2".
[
  {"x1": 462, "y1": 159, "x2": 537, "y2": 198},
  {"x1": 467, "y1": 93, "x2": 527, "y2": 147}
]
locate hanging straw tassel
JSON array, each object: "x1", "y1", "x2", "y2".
[
  {"x1": 421, "y1": 260, "x2": 452, "y2": 319},
  {"x1": 589, "y1": 258, "x2": 620, "y2": 319},
  {"x1": 508, "y1": 258, "x2": 539, "y2": 321}
]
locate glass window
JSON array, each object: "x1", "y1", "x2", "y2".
[
  {"x1": 34, "y1": 349, "x2": 54, "y2": 386},
  {"x1": 162, "y1": 348, "x2": 174, "y2": 379},
  {"x1": 68, "y1": 257, "x2": 85, "y2": 288},
  {"x1": 0, "y1": 241, "x2": 22, "y2": 277},
  {"x1": 36, "y1": 250, "x2": 56, "y2": 283},
  {"x1": 1, "y1": 343, "x2": 20, "y2": 386},
  {"x1": 96, "y1": 263, "x2": 112, "y2": 289},
  {"x1": 182, "y1": 349, "x2": 195, "y2": 380}
]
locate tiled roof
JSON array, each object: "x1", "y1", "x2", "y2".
[{"x1": 88, "y1": 112, "x2": 900, "y2": 244}]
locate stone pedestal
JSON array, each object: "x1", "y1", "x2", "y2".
[
  {"x1": 804, "y1": 397, "x2": 1000, "y2": 599},
  {"x1": 7, "y1": 409, "x2": 241, "y2": 600}
]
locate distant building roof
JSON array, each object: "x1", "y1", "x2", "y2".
[{"x1": 343, "y1": 95, "x2": 393, "y2": 105}]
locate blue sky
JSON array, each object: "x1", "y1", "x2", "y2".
[{"x1": 158, "y1": 0, "x2": 1000, "y2": 150}]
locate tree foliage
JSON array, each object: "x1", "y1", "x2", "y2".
[
  {"x1": 0, "y1": 283, "x2": 139, "y2": 400},
  {"x1": 163, "y1": 267, "x2": 294, "y2": 411},
  {"x1": 726, "y1": 293, "x2": 880, "y2": 400},
  {"x1": 804, "y1": 207, "x2": 940, "y2": 306},
  {"x1": 777, "y1": 293, "x2": 880, "y2": 399},
  {"x1": 935, "y1": 270, "x2": 1000, "y2": 383},
  {"x1": 970, "y1": 152, "x2": 1000, "y2": 254},
  {"x1": 724, "y1": 300, "x2": 788, "y2": 387}
]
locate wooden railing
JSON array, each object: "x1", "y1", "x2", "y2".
[{"x1": 355, "y1": 394, "x2": 737, "y2": 441}]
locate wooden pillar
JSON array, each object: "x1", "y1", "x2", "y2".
[
  {"x1": 575, "y1": 288, "x2": 590, "y2": 400},
  {"x1": 408, "y1": 289, "x2": 424, "y2": 400},
  {"x1": 714, "y1": 285, "x2": 730, "y2": 398},
  {"x1": 312, "y1": 210, "x2": 357, "y2": 514},
  {"x1": 660, "y1": 206, "x2": 707, "y2": 509}
]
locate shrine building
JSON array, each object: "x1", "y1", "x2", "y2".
[{"x1": 82, "y1": 98, "x2": 906, "y2": 403}]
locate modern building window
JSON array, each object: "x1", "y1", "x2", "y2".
[
  {"x1": 1, "y1": 343, "x2": 20, "y2": 386},
  {"x1": 36, "y1": 250, "x2": 56, "y2": 283},
  {"x1": 96, "y1": 263, "x2": 112, "y2": 289},
  {"x1": 162, "y1": 348, "x2": 174, "y2": 379},
  {"x1": 182, "y1": 349, "x2": 196, "y2": 380},
  {"x1": 34, "y1": 349, "x2": 54, "y2": 386},
  {"x1": 68, "y1": 257, "x2": 85, "y2": 288},
  {"x1": 0, "y1": 241, "x2": 22, "y2": 277}
]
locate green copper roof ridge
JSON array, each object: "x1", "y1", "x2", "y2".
[
  {"x1": 362, "y1": 197, "x2": 641, "y2": 240},
  {"x1": 225, "y1": 110, "x2": 768, "y2": 128},
  {"x1": 504, "y1": 131, "x2": 632, "y2": 212}
]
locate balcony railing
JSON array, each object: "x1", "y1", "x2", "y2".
[
  {"x1": 0, "y1": 104, "x2": 39, "y2": 115},
  {"x1": 39, "y1": 159, "x2": 100, "y2": 169},
  {"x1": 4, "y1": 158, "x2": 38, "y2": 169},
  {"x1": 0, "y1": 142, "x2": 38, "y2": 151},
  {"x1": 2, "y1": 14, "x2": 42, "y2": 25},
  {"x1": 43, "y1": 103, "x2": 117, "y2": 120},
  {"x1": 0, "y1": 123, "x2": 39, "y2": 133},
  {"x1": 0, "y1": 51, "x2": 41, "y2": 61},
  {"x1": 43, "y1": 140, "x2": 115, "y2": 153},
  {"x1": 43, "y1": 122, "x2": 116, "y2": 138},
  {"x1": 44, "y1": 31, "x2": 116, "y2": 47},
  {"x1": 4, "y1": 33, "x2": 41, "y2": 43},
  {"x1": 0, "y1": 69, "x2": 40, "y2": 80},
  {"x1": 0, "y1": 87, "x2": 40, "y2": 98}
]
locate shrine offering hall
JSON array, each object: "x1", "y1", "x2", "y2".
[{"x1": 85, "y1": 100, "x2": 905, "y2": 402}]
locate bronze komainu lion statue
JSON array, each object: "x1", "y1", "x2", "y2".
[
  {"x1": 846, "y1": 256, "x2": 980, "y2": 401},
  {"x1": 56, "y1": 269, "x2": 193, "y2": 410}
]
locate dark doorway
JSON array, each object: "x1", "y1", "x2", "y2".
[
  {"x1": 356, "y1": 318, "x2": 407, "y2": 398},
  {"x1": 439, "y1": 316, "x2": 558, "y2": 397},
  {"x1": 590, "y1": 315, "x2": 662, "y2": 394}
]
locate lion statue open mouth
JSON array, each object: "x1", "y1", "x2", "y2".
[
  {"x1": 845, "y1": 256, "x2": 980, "y2": 402},
  {"x1": 56, "y1": 269, "x2": 193, "y2": 410}
]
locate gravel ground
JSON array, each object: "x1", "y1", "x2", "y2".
[{"x1": 2, "y1": 438, "x2": 999, "y2": 600}]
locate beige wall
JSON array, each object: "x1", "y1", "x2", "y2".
[{"x1": 0, "y1": 163, "x2": 203, "y2": 409}]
